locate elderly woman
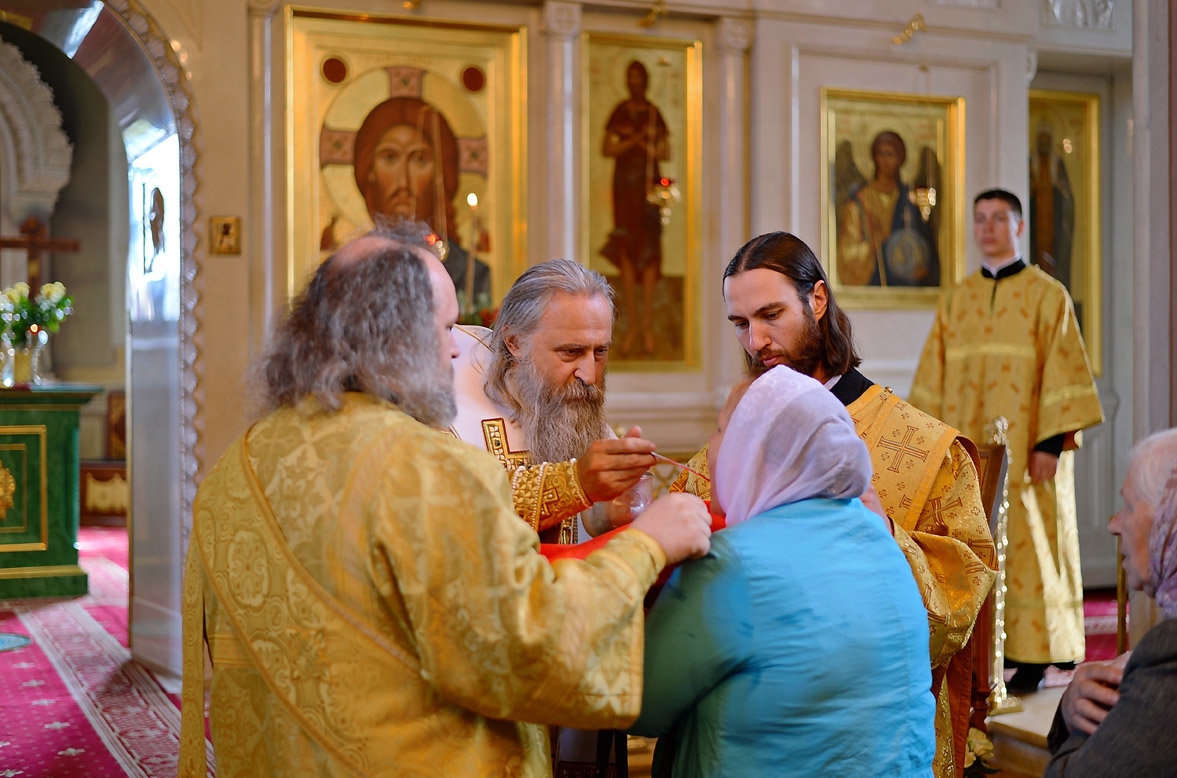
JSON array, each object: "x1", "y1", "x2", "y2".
[
  {"x1": 1045, "y1": 427, "x2": 1177, "y2": 774},
  {"x1": 629, "y1": 366, "x2": 935, "y2": 777}
]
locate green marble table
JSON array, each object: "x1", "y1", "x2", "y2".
[{"x1": 0, "y1": 384, "x2": 102, "y2": 598}]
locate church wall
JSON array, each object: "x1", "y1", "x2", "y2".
[
  {"x1": 187, "y1": 3, "x2": 254, "y2": 463},
  {"x1": 1106, "y1": 66, "x2": 1135, "y2": 497},
  {"x1": 1127, "y1": 0, "x2": 1173, "y2": 639}
]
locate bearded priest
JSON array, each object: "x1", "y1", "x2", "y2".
[
  {"x1": 449, "y1": 258, "x2": 660, "y2": 775},
  {"x1": 449, "y1": 259, "x2": 656, "y2": 544}
]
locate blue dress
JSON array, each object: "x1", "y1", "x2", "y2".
[{"x1": 630, "y1": 498, "x2": 935, "y2": 777}]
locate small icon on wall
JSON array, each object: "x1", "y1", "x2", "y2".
[{"x1": 209, "y1": 216, "x2": 241, "y2": 255}]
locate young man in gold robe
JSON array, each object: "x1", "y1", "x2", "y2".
[
  {"x1": 910, "y1": 188, "x2": 1103, "y2": 694},
  {"x1": 178, "y1": 222, "x2": 713, "y2": 777},
  {"x1": 672, "y1": 231, "x2": 996, "y2": 777}
]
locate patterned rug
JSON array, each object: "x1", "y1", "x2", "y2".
[{"x1": 0, "y1": 527, "x2": 213, "y2": 776}]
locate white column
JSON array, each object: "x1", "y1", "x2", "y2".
[
  {"x1": 248, "y1": 0, "x2": 279, "y2": 352},
  {"x1": 711, "y1": 16, "x2": 752, "y2": 392},
  {"x1": 1132, "y1": 0, "x2": 1173, "y2": 438},
  {"x1": 1129, "y1": 0, "x2": 1171, "y2": 640},
  {"x1": 542, "y1": 1, "x2": 581, "y2": 262}
]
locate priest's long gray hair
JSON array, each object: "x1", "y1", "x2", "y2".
[
  {"x1": 483, "y1": 258, "x2": 614, "y2": 417},
  {"x1": 250, "y1": 221, "x2": 455, "y2": 426}
]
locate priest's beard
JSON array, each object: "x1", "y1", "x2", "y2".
[
  {"x1": 509, "y1": 358, "x2": 609, "y2": 463},
  {"x1": 395, "y1": 361, "x2": 458, "y2": 430},
  {"x1": 748, "y1": 302, "x2": 824, "y2": 379}
]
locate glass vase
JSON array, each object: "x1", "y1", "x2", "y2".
[
  {"x1": 0, "y1": 334, "x2": 12, "y2": 389},
  {"x1": 12, "y1": 329, "x2": 48, "y2": 386}
]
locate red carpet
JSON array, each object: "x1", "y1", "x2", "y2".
[
  {"x1": 76, "y1": 526, "x2": 128, "y2": 575},
  {"x1": 1083, "y1": 588, "x2": 1120, "y2": 663},
  {"x1": 0, "y1": 527, "x2": 213, "y2": 776}
]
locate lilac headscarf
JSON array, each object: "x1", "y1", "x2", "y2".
[
  {"x1": 1151, "y1": 460, "x2": 1177, "y2": 619},
  {"x1": 1127, "y1": 427, "x2": 1177, "y2": 619},
  {"x1": 714, "y1": 366, "x2": 872, "y2": 527}
]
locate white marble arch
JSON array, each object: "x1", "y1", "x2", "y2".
[{"x1": 0, "y1": 0, "x2": 203, "y2": 675}]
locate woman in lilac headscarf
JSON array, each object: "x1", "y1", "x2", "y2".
[
  {"x1": 629, "y1": 366, "x2": 935, "y2": 777},
  {"x1": 1045, "y1": 427, "x2": 1177, "y2": 775}
]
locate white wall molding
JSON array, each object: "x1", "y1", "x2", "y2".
[
  {"x1": 544, "y1": 0, "x2": 582, "y2": 39},
  {"x1": 1043, "y1": 0, "x2": 1115, "y2": 30}
]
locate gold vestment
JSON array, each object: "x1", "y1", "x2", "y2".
[
  {"x1": 180, "y1": 393, "x2": 665, "y2": 777},
  {"x1": 910, "y1": 263, "x2": 1103, "y2": 665},
  {"x1": 673, "y1": 384, "x2": 996, "y2": 777}
]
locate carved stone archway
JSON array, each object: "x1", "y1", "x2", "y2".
[{"x1": 0, "y1": 39, "x2": 72, "y2": 226}]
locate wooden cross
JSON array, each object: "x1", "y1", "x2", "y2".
[{"x1": 0, "y1": 217, "x2": 80, "y2": 291}]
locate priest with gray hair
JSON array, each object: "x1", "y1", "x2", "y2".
[
  {"x1": 180, "y1": 224, "x2": 713, "y2": 775},
  {"x1": 448, "y1": 257, "x2": 663, "y2": 775},
  {"x1": 449, "y1": 258, "x2": 659, "y2": 544}
]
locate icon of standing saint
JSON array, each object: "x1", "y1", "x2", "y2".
[{"x1": 599, "y1": 60, "x2": 670, "y2": 358}]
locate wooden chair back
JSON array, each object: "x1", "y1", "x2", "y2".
[
  {"x1": 1117, "y1": 535, "x2": 1129, "y2": 653},
  {"x1": 975, "y1": 441, "x2": 1009, "y2": 533}
]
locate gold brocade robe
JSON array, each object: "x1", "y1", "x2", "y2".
[
  {"x1": 179, "y1": 393, "x2": 666, "y2": 777},
  {"x1": 910, "y1": 264, "x2": 1103, "y2": 665},
  {"x1": 672, "y1": 384, "x2": 996, "y2": 777}
]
